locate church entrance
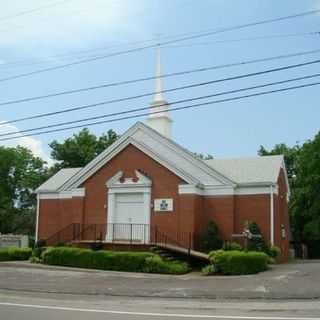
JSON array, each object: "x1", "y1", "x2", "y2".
[{"x1": 106, "y1": 170, "x2": 152, "y2": 243}]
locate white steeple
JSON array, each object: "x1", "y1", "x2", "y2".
[{"x1": 146, "y1": 47, "x2": 173, "y2": 139}]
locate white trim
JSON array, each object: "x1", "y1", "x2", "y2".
[
  {"x1": 38, "y1": 188, "x2": 85, "y2": 199},
  {"x1": 60, "y1": 122, "x2": 235, "y2": 191},
  {"x1": 179, "y1": 184, "x2": 279, "y2": 196},
  {"x1": 35, "y1": 194, "x2": 40, "y2": 242},
  {"x1": 106, "y1": 171, "x2": 152, "y2": 243},
  {"x1": 270, "y1": 185, "x2": 275, "y2": 245}
]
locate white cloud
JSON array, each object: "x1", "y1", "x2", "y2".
[
  {"x1": 0, "y1": 121, "x2": 53, "y2": 166},
  {"x1": 0, "y1": 0, "x2": 146, "y2": 56}
]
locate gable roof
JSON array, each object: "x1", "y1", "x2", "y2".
[
  {"x1": 204, "y1": 155, "x2": 284, "y2": 185},
  {"x1": 36, "y1": 122, "x2": 289, "y2": 194},
  {"x1": 36, "y1": 168, "x2": 82, "y2": 193},
  {"x1": 59, "y1": 122, "x2": 235, "y2": 191}
]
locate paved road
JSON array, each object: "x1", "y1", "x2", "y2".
[
  {"x1": 1, "y1": 260, "x2": 320, "y2": 299},
  {"x1": 1, "y1": 291, "x2": 320, "y2": 320}
]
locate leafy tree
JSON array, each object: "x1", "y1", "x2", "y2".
[
  {"x1": 259, "y1": 132, "x2": 320, "y2": 247},
  {"x1": 258, "y1": 143, "x2": 300, "y2": 186},
  {"x1": 49, "y1": 128, "x2": 118, "y2": 168},
  {"x1": 247, "y1": 221, "x2": 268, "y2": 252},
  {"x1": 200, "y1": 221, "x2": 223, "y2": 253},
  {"x1": 0, "y1": 146, "x2": 48, "y2": 235},
  {"x1": 290, "y1": 133, "x2": 320, "y2": 243}
]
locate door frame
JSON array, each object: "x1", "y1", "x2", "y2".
[{"x1": 105, "y1": 170, "x2": 152, "y2": 243}]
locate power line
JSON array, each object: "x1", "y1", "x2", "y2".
[
  {"x1": 1, "y1": 30, "x2": 319, "y2": 71},
  {"x1": 1, "y1": 72, "x2": 320, "y2": 137},
  {"x1": 0, "y1": 0, "x2": 70, "y2": 23},
  {"x1": 1, "y1": 58, "x2": 320, "y2": 127},
  {"x1": 163, "y1": 31, "x2": 320, "y2": 48},
  {"x1": 0, "y1": 9, "x2": 319, "y2": 83},
  {"x1": 1, "y1": 80, "x2": 319, "y2": 142},
  {"x1": 1, "y1": 47, "x2": 320, "y2": 109}
]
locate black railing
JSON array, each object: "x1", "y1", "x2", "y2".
[
  {"x1": 45, "y1": 223, "x2": 81, "y2": 246},
  {"x1": 45, "y1": 223, "x2": 202, "y2": 254}
]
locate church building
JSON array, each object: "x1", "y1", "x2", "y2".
[{"x1": 36, "y1": 51, "x2": 290, "y2": 261}]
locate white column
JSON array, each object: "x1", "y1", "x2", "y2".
[
  {"x1": 270, "y1": 185, "x2": 274, "y2": 245},
  {"x1": 35, "y1": 193, "x2": 40, "y2": 242},
  {"x1": 106, "y1": 192, "x2": 116, "y2": 242}
]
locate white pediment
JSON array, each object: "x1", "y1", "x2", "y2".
[{"x1": 60, "y1": 122, "x2": 235, "y2": 191}]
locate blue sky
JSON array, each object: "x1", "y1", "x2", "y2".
[{"x1": 0, "y1": 0, "x2": 319, "y2": 164}]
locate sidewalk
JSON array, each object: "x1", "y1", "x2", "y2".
[{"x1": 0, "y1": 260, "x2": 319, "y2": 299}]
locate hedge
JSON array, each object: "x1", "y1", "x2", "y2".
[
  {"x1": 142, "y1": 255, "x2": 190, "y2": 274},
  {"x1": 209, "y1": 250, "x2": 268, "y2": 275},
  {"x1": 0, "y1": 247, "x2": 32, "y2": 261},
  {"x1": 42, "y1": 247, "x2": 190, "y2": 274}
]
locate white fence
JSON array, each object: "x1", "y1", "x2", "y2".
[{"x1": 0, "y1": 234, "x2": 29, "y2": 248}]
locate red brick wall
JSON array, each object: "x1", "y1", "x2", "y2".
[
  {"x1": 202, "y1": 196, "x2": 235, "y2": 240},
  {"x1": 234, "y1": 194, "x2": 271, "y2": 243},
  {"x1": 37, "y1": 143, "x2": 290, "y2": 260},
  {"x1": 82, "y1": 144, "x2": 185, "y2": 239}
]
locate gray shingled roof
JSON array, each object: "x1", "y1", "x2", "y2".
[
  {"x1": 204, "y1": 155, "x2": 284, "y2": 185},
  {"x1": 36, "y1": 168, "x2": 82, "y2": 192}
]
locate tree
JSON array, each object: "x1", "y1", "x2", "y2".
[
  {"x1": 247, "y1": 221, "x2": 268, "y2": 252},
  {"x1": 49, "y1": 128, "x2": 118, "y2": 168},
  {"x1": 259, "y1": 132, "x2": 320, "y2": 247},
  {"x1": 290, "y1": 133, "x2": 320, "y2": 243},
  {"x1": 258, "y1": 143, "x2": 300, "y2": 186},
  {"x1": 200, "y1": 221, "x2": 223, "y2": 253},
  {"x1": 0, "y1": 146, "x2": 48, "y2": 236}
]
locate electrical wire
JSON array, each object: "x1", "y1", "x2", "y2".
[
  {"x1": 0, "y1": 9, "x2": 319, "y2": 83},
  {"x1": 1, "y1": 47, "x2": 320, "y2": 109},
  {"x1": 1, "y1": 77, "x2": 319, "y2": 141}
]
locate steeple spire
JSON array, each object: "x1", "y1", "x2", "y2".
[
  {"x1": 154, "y1": 46, "x2": 165, "y2": 102},
  {"x1": 146, "y1": 46, "x2": 173, "y2": 139}
]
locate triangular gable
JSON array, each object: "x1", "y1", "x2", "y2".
[{"x1": 59, "y1": 122, "x2": 235, "y2": 191}]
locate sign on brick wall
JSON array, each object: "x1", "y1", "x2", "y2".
[{"x1": 154, "y1": 199, "x2": 173, "y2": 212}]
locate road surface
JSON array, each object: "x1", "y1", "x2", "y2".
[{"x1": 1, "y1": 291, "x2": 320, "y2": 320}]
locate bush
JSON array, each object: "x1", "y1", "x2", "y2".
[
  {"x1": 247, "y1": 222, "x2": 268, "y2": 252},
  {"x1": 267, "y1": 245, "x2": 281, "y2": 259},
  {"x1": 90, "y1": 242, "x2": 104, "y2": 251},
  {"x1": 201, "y1": 264, "x2": 216, "y2": 276},
  {"x1": 35, "y1": 239, "x2": 47, "y2": 248},
  {"x1": 142, "y1": 256, "x2": 190, "y2": 274},
  {"x1": 0, "y1": 247, "x2": 32, "y2": 261},
  {"x1": 209, "y1": 250, "x2": 268, "y2": 275},
  {"x1": 200, "y1": 221, "x2": 223, "y2": 253},
  {"x1": 223, "y1": 241, "x2": 243, "y2": 251},
  {"x1": 42, "y1": 247, "x2": 189, "y2": 274},
  {"x1": 29, "y1": 256, "x2": 41, "y2": 264}
]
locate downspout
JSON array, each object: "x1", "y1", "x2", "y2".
[
  {"x1": 35, "y1": 193, "x2": 40, "y2": 243},
  {"x1": 270, "y1": 185, "x2": 274, "y2": 245}
]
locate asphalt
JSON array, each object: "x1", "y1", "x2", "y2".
[
  {"x1": 1, "y1": 291, "x2": 320, "y2": 319},
  {"x1": 0, "y1": 260, "x2": 320, "y2": 300}
]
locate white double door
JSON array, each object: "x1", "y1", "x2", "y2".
[{"x1": 111, "y1": 193, "x2": 149, "y2": 243}]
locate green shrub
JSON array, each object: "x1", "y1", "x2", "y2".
[
  {"x1": 0, "y1": 247, "x2": 32, "y2": 261},
  {"x1": 29, "y1": 256, "x2": 41, "y2": 264},
  {"x1": 267, "y1": 245, "x2": 281, "y2": 259},
  {"x1": 42, "y1": 247, "x2": 191, "y2": 274},
  {"x1": 223, "y1": 241, "x2": 243, "y2": 251},
  {"x1": 42, "y1": 247, "x2": 153, "y2": 272},
  {"x1": 201, "y1": 264, "x2": 216, "y2": 276},
  {"x1": 210, "y1": 250, "x2": 268, "y2": 275},
  {"x1": 247, "y1": 222, "x2": 268, "y2": 252},
  {"x1": 200, "y1": 221, "x2": 223, "y2": 253},
  {"x1": 142, "y1": 256, "x2": 190, "y2": 274},
  {"x1": 208, "y1": 249, "x2": 224, "y2": 263}
]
